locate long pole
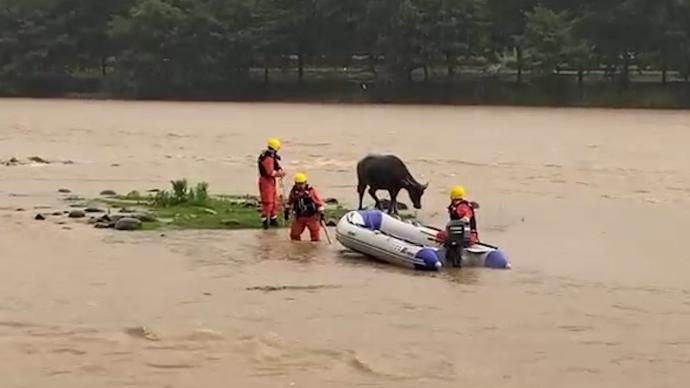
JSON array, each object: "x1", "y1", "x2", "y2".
[
  {"x1": 320, "y1": 217, "x2": 332, "y2": 244},
  {"x1": 279, "y1": 177, "x2": 289, "y2": 222}
]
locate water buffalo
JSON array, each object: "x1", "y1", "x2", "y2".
[{"x1": 356, "y1": 154, "x2": 429, "y2": 214}]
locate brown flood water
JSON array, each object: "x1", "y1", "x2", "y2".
[{"x1": 1, "y1": 98, "x2": 690, "y2": 387}]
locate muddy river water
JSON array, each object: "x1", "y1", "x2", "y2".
[{"x1": 1, "y1": 99, "x2": 690, "y2": 387}]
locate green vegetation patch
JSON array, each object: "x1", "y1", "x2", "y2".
[{"x1": 95, "y1": 179, "x2": 350, "y2": 231}]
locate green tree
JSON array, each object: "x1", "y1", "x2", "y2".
[
  {"x1": 423, "y1": 0, "x2": 490, "y2": 79},
  {"x1": 376, "y1": 0, "x2": 439, "y2": 82},
  {"x1": 486, "y1": 0, "x2": 539, "y2": 83},
  {"x1": 109, "y1": 0, "x2": 188, "y2": 95},
  {"x1": 1, "y1": 0, "x2": 689, "y2": 100},
  {"x1": 524, "y1": 5, "x2": 572, "y2": 76},
  {"x1": 0, "y1": 0, "x2": 75, "y2": 81},
  {"x1": 577, "y1": 0, "x2": 658, "y2": 87},
  {"x1": 646, "y1": 0, "x2": 690, "y2": 83}
]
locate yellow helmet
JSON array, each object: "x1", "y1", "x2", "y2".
[
  {"x1": 294, "y1": 172, "x2": 307, "y2": 184},
  {"x1": 267, "y1": 138, "x2": 281, "y2": 151},
  {"x1": 450, "y1": 185, "x2": 465, "y2": 200}
]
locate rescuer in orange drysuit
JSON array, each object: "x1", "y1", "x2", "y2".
[
  {"x1": 257, "y1": 138, "x2": 285, "y2": 229},
  {"x1": 434, "y1": 185, "x2": 479, "y2": 246},
  {"x1": 285, "y1": 172, "x2": 325, "y2": 242}
]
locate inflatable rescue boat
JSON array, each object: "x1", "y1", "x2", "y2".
[{"x1": 335, "y1": 210, "x2": 511, "y2": 271}]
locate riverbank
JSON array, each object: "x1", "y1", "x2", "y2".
[{"x1": 3, "y1": 76, "x2": 690, "y2": 110}]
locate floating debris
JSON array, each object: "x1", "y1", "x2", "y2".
[
  {"x1": 3, "y1": 156, "x2": 73, "y2": 166},
  {"x1": 28, "y1": 156, "x2": 50, "y2": 164},
  {"x1": 246, "y1": 284, "x2": 342, "y2": 292},
  {"x1": 125, "y1": 326, "x2": 160, "y2": 341},
  {"x1": 2, "y1": 157, "x2": 20, "y2": 166}
]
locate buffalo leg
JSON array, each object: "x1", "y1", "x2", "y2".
[
  {"x1": 388, "y1": 188, "x2": 400, "y2": 215},
  {"x1": 357, "y1": 184, "x2": 366, "y2": 210},
  {"x1": 368, "y1": 188, "x2": 381, "y2": 210}
]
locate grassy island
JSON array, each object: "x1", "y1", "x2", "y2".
[{"x1": 88, "y1": 179, "x2": 351, "y2": 231}]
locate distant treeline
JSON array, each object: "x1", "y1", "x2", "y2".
[{"x1": 1, "y1": 0, "x2": 690, "y2": 107}]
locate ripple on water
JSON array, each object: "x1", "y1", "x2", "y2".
[
  {"x1": 439, "y1": 268, "x2": 483, "y2": 285},
  {"x1": 610, "y1": 303, "x2": 648, "y2": 314},
  {"x1": 563, "y1": 366, "x2": 601, "y2": 375},
  {"x1": 579, "y1": 340, "x2": 622, "y2": 347},
  {"x1": 52, "y1": 347, "x2": 88, "y2": 356},
  {"x1": 237, "y1": 333, "x2": 343, "y2": 377},
  {"x1": 559, "y1": 325, "x2": 595, "y2": 333},
  {"x1": 184, "y1": 329, "x2": 225, "y2": 342},
  {"x1": 286, "y1": 141, "x2": 332, "y2": 148},
  {"x1": 662, "y1": 340, "x2": 690, "y2": 346},
  {"x1": 46, "y1": 370, "x2": 72, "y2": 377},
  {"x1": 144, "y1": 362, "x2": 196, "y2": 370},
  {"x1": 0, "y1": 320, "x2": 43, "y2": 329},
  {"x1": 345, "y1": 349, "x2": 456, "y2": 382}
]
